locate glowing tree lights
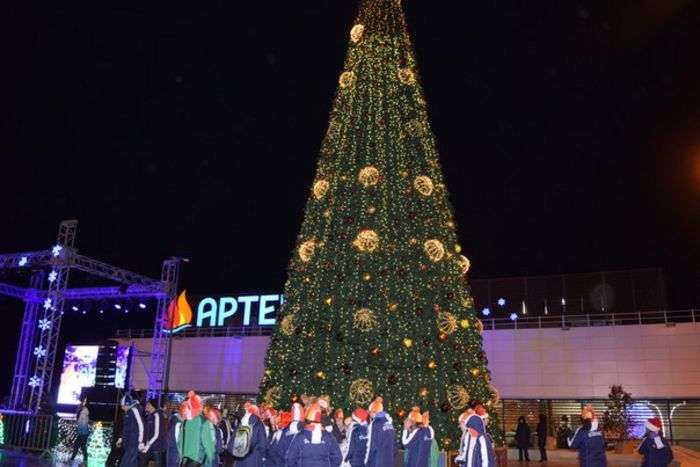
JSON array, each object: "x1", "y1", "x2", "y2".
[{"x1": 260, "y1": 0, "x2": 500, "y2": 447}]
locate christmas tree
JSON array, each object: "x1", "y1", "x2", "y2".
[
  {"x1": 87, "y1": 421, "x2": 110, "y2": 465},
  {"x1": 260, "y1": 0, "x2": 500, "y2": 447}
]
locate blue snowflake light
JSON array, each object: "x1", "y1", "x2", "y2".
[
  {"x1": 509, "y1": 313, "x2": 518, "y2": 321},
  {"x1": 28, "y1": 376, "x2": 41, "y2": 388},
  {"x1": 481, "y1": 307, "x2": 491, "y2": 316},
  {"x1": 34, "y1": 346, "x2": 47, "y2": 358},
  {"x1": 51, "y1": 245, "x2": 63, "y2": 257},
  {"x1": 38, "y1": 319, "x2": 51, "y2": 331},
  {"x1": 18, "y1": 256, "x2": 28, "y2": 267},
  {"x1": 497, "y1": 298, "x2": 506, "y2": 307},
  {"x1": 48, "y1": 270, "x2": 58, "y2": 283},
  {"x1": 43, "y1": 298, "x2": 52, "y2": 310}
]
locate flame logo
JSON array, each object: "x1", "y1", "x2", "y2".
[{"x1": 165, "y1": 290, "x2": 193, "y2": 334}]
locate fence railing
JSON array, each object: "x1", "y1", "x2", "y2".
[
  {"x1": 116, "y1": 309, "x2": 697, "y2": 338},
  {"x1": 0, "y1": 410, "x2": 54, "y2": 455}
]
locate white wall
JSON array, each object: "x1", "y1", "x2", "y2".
[{"x1": 118, "y1": 322, "x2": 700, "y2": 399}]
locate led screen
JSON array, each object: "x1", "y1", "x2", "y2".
[{"x1": 57, "y1": 345, "x2": 98, "y2": 405}]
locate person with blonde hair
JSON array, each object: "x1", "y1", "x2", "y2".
[{"x1": 402, "y1": 407, "x2": 432, "y2": 467}]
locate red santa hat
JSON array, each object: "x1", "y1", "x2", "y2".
[
  {"x1": 179, "y1": 391, "x2": 203, "y2": 420},
  {"x1": 243, "y1": 400, "x2": 259, "y2": 416},
  {"x1": 645, "y1": 417, "x2": 662, "y2": 433},
  {"x1": 278, "y1": 411, "x2": 292, "y2": 429},
  {"x1": 352, "y1": 408, "x2": 369, "y2": 424},
  {"x1": 369, "y1": 396, "x2": 384, "y2": 414}
]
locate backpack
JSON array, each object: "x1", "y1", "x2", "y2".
[{"x1": 229, "y1": 425, "x2": 252, "y2": 458}]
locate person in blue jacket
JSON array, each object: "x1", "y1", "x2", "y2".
[
  {"x1": 265, "y1": 410, "x2": 292, "y2": 467},
  {"x1": 165, "y1": 410, "x2": 182, "y2": 467},
  {"x1": 345, "y1": 408, "x2": 369, "y2": 467},
  {"x1": 364, "y1": 396, "x2": 397, "y2": 467},
  {"x1": 233, "y1": 401, "x2": 269, "y2": 467},
  {"x1": 285, "y1": 404, "x2": 342, "y2": 467},
  {"x1": 568, "y1": 405, "x2": 607, "y2": 467},
  {"x1": 638, "y1": 417, "x2": 673, "y2": 467},
  {"x1": 402, "y1": 407, "x2": 432, "y2": 467},
  {"x1": 117, "y1": 393, "x2": 145, "y2": 467},
  {"x1": 139, "y1": 399, "x2": 166, "y2": 467},
  {"x1": 455, "y1": 406, "x2": 493, "y2": 467}
]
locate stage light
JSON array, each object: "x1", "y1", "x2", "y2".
[
  {"x1": 509, "y1": 313, "x2": 518, "y2": 321},
  {"x1": 81, "y1": 310, "x2": 87, "y2": 315},
  {"x1": 138, "y1": 303, "x2": 146, "y2": 309},
  {"x1": 18, "y1": 256, "x2": 28, "y2": 267},
  {"x1": 124, "y1": 309, "x2": 129, "y2": 314},
  {"x1": 71, "y1": 306, "x2": 78, "y2": 311},
  {"x1": 497, "y1": 298, "x2": 506, "y2": 307},
  {"x1": 114, "y1": 304, "x2": 122, "y2": 310},
  {"x1": 561, "y1": 298, "x2": 566, "y2": 306},
  {"x1": 481, "y1": 307, "x2": 491, "y2": 316},
  {"x1": 99, "y1": 310, "x2": 104, "y2": 314}
]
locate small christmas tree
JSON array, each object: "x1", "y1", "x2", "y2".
[
  {"x1": 87, "y1": 421, "x2": 109, "y2": 465},
  {"x1": 602, "y1": 385, "x2": 632, "y2": 441},
  {"x1": 0, "y1": 413, "x2": 5, "y2": 445}
]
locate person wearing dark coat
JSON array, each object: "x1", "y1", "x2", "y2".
[
  {"x1": 638, "y1": 417, "x2": 673, "y2": 467},
  {"x1": 364, "y1": 397, "x2": 397, "y2": 467},
  {"x1": 568, "y1": 406, "x2": 607, "y2": 467},
  {"x1": 285, "y1": 404, "x2": 342, "y2": 467},
  {"x1": 537, "y1": 414, "x2": 548, "y2": 462},
  {"x1": 117, "y1": 393, "x2": 145, "y2": 467},
  {"x1": 265, "y1": 410, "x2": 292, "y2": 467},
  {"x1": 106, "y1": 410, "x2": 124, "y2": 466},
  {"x1": 233, "y1": 401, "x2": 269, "y2": 467},
  {"x1": 515, "y1": 416, "x2": 531, "y2": 462},
  {"x1": 345, "y1": 408, "x2": 369, "y2": 467},
  {"x1": 402, "y1": 408, "x2": 433, "y2": 467},
  {"x1": 219, "y1": 409, "x2": 237, "y2": 467},
  {"x1": 139, "y1": 399, "x2": 166, "y2": 467},
  {"x1": 165, "y1": 411, "x2": 182, "y2": 467}
]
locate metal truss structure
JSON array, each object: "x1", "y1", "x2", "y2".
[{"x1": 0, "y1": 220, "x2": 181, "y2": 413}]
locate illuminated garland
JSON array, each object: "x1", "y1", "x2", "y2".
[{"x1": 260, "y1": 0, "x2": 502, "y2": 448}]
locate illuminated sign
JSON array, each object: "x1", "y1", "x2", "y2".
[{"x1": 165, "y1": 290, "x2": 284, "y2": 334}]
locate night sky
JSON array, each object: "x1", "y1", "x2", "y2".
[{"x1": 1, "y1": 1, "x2": 699, "y2": 398}]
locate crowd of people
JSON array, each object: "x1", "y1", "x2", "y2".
[{"x1": 70, "y1": 393, "x2": 674, "y2": 467}]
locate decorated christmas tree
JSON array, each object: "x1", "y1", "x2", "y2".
[
  {"x1": 260, "y1": 0, "x2": 500, "y2": 447},
  {"x1": 87, "y1": 421, "x2": 110, "y2": 465}
]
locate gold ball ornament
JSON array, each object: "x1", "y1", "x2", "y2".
[
  {"x1": 388, "y1": 303, "x2": 398, "y2": 312},
  {"x1": 315, "y1": 370, "x2": 326, "y2": 380},
  {"x1": 362, "y1": 272, "x2": 372, "y2": 282},
  {"x1": 349, "y1": 378, "x2": 374, "y2": 405},
  {"x1": 353, "y1": 229, "x2": 380, "y2": 252},
  {"x1": 424, "y1": 239, "x2": 446, "y2": 262},
  {"x1": 419, "y1": 387, "x2": 429, "y2": 398},
  {"x1": 459, "y1": 319, "x2": 470, "y2": 329},
  {"x1": 446, "y1": 384, "x2": 470, "y2": 410},
  {"x1": 350, "y1": 24, "x2": 365, "y2": 43},
  {"x1": 353, "y1": 308, "x2": 378, "y2": 332},
  {"x1": 427, "y1": 360, "x2": 437, "y2": 370},
  {"x1": 437, "y1": 331, "x2": 448, "y2": 342},
  {"x1": 402, "y1": 337, "x2": 413, "y2": 348},
  {"x1": 367, "y1": 206, "x2": 376, "y2": 214},
  {"x1": 441, "y1": 437, "x2": 452, "y2": 449},
  {"x1": 313, "y1": 180, "x2": 330, "y2": 200},
  {"x1": 358, "y1": 166, "x2": 381, "y2": 187},
  {"x1": 324, "y1": 297, "x2": 333, "y2": 306},
  {"x1": 280, "y1": 314, "x2": 295, "y2": 335},
  {"x1": 437, "y1": 311, "x2": 458, "y2": 334},
  {"x1": 454, "y1": 244, "x2": 462, "y2": 253},
  {"x1": 471, "y1": 368, "x2": 481, "y2": 376},
  {"x1": 339, "y1": 70, "x2": 355, "y2": 88},
  {"x1": 298, "y1": 239, "x2": 316, "y2": 263},
  {"x1": 413, "y1": 175, "x2": 434, "y2": 196},
  {"x1": 398, "y1": 67, "x2": 416, "y2": 85},
  {"x1": 263, "y1": 386, "x2": 282, "y2": 407},
  {"x1": 457, "y1": 255, "x2": 471, "y2": 275}
]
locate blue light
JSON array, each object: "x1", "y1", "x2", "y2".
[
  {"x1": 81, "y1": 310, "x2": 87, "y2": 315},
  {"x1": 51, "y1": 245, "x2": 63, "y2": 257},
  {"x1": 481, "y1": 307, "x2": 491, "y2": 316},
  {"x1": 497, "y1": 298, "x2": 506, "y2": 307},
  {"x1": 71, "y1": 306, "x2": 78, "y2": 311},
  {"x1": 114, "y1": 304, "x2": 122, "y2": 310},
  {"x1": 509, "y1": 312, "x2": 518, "y2": 321},
  {"x1": 18, "y1": 256, "x2": 28, "y2": 267},
  {"x1": 124, "y1": 309, "x2": 129, "y2": 314},
  {"x1": 138, "y1": 303, "x2": 146, "y2": 309},
  {"x1": 99, "y1": 309, "x2": 104, "y2": 314}
]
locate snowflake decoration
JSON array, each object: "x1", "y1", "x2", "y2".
[
  {"x1": 482, "y1": 307, "x2": 491, "y2": 316},
  {"x1": 48, "y1": 270, "x2": 58, "y2": 283},
  {"x1": 51, "y1": 245, "x2": 63, "y2": 257},
  {"x1": 18, "y1": 256, "x2": 28, "y2": 267},
  {"x1": 497, "y1": 298, "x2": 506, "y2": 307},
  {"x1": 38, "y1": 319, "x2": 51, "y2": 331},
  {"x1": 509, "y1": 313, "x2": 518, "y2": 321},
  {"x1": 43, "y1": 298, "x2": 52, "y2": 310},
  {"x1": 28, "y1": 376, "x2": 41, "y2": 388},
  {"x1": 34, "y1": 346, "x2": 47, "y2": 358}
]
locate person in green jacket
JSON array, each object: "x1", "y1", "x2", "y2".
[{"x1": 177, "y1": 391, "x2": 217, "y2": 467}]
